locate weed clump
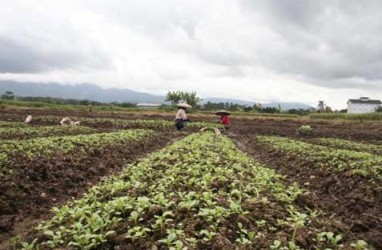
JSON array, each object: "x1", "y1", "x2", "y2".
[{"x1": 297, "y1": 125, "x2": 313, "y2": 136}]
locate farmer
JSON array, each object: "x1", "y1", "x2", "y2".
[
  {"x1": 88, "y1": 103, "x2": 93, "y2": 112},
  {"x1": 24, "y1": 115, "x2": 33, "y2": 124},
  {"x1": 174, "y1": 101, "x2": 192, "y2": 131},
  {"x1": 60, "y1": 117, "x2": 81, "y2": 126},
  {"x1": 215, "y1": 110, "x2": 231, "y2": 130}
]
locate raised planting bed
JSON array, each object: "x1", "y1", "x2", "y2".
[
  {"x1": 0, "y1": 129, "x2": 175, "y2": 245},
  {"x1": 257, "y1": 136, "x2": 382, "y2": 179},
  {"x1": 309, "y1": 137, "x2": 382, "y2": 155},
  {"x1": 0, "y1": 121, "x2": 28, "y2": 128},
  {"x1": 236, "y1": 135, "x2": 382, "y2": 248},
  {"x1": 0, "y1": 125, "x2": 98, "y2": 140},
  {"x1": 18, "y1": 132, "x2": 369, "y2": 249},
  {"x1": 0, "y1": 129, "x2": 156, "y2": 177}
]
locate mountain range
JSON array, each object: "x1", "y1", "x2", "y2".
[{"x1": 0, "y1": 81, "x2": 312, "y2": 110}]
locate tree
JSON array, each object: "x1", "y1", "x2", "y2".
[
  {"x1": 1, "y1": 91, "x2": 15, "y2": 100},
  {"x1": 165, "y1": 91, "x2": 201, "y2": 107},
  {"x1": 165, "y1": 91, "x2": 182, "y2": 105},
  {"x1": 317, "y1": 101, "x2": 326, "y2": 112},
  {"x1": 261, "y1": 107, "x2": 280, "y2": 113},
  {"x1": 243, "y1": 106, "x2": 253, "y2": 112}
]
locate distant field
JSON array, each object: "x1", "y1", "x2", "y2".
[
  {"x1": 1, "y1": 108, "x2": 381, "y2": 249},
  {"x1": 310, "y1": 112, "x2": 382, "y2": 121}
]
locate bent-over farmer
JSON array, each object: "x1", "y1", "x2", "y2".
[
  {"x1": 24, "y1": 115, "x2": 33, "y2": 124},
  {"x1": 174, "y1": 101, "x2": 192, "y2": 131},
  {"x1": 215, "y1": 110, "x2": 231, "y2": 130}
]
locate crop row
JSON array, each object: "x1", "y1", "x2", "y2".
[
  {"x1": 0, "y1": 129, "x2": 155, "y2": 177},
  {"x1": 37, "y1": 116, "x2": 223, "y2": 130},
  {"x1": 20, "y1": 132, "x2": 367, "y2": 249},
  {"x1": 257, "y1": 136, "x2": 382, "y2": 179},
  {"x1": 309, "y1": 112, "x2": 382, "y2": 121},
  {"x1": 0, "y1": 121, "x2": 28, "y2": 128},
  {"x1": 0, "y1": 125, "x2": 98, "y2": 140},
  {"x1": 310, "y1": 138, "x2": 382, "y2": 155}
]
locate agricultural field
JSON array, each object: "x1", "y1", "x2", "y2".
[{"x1": 0, "y1": 109, "x2": 381, "y2": 249}]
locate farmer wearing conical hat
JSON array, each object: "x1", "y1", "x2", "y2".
[
  {"x1": 24, "y1": 115, "x2": 33, "y2": 124},
  {"x1": 215, "y1": 110, "x2": 231, "y2": 130},
  {"x1": 174, "y1": 101, "x2": 192, "y2": 131}
]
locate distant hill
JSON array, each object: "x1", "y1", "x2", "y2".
[
  {"x1": 202, "y1": 98, "x2": 312, "y2": 110},
  {"x1": 0, "y1": 81, "x2": 165, "y2": 103},
  {"x1": 0, "y1": 81, "x2": 312, "y2": 109},
  {"x1": 265, "y1": 102, "x2": 312, "y2": 110}
]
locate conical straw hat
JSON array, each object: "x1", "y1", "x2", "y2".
[
  {"x1": 214, "y1": 109, "x2": 230, "y2": 115},
  {"x1": 177, "y1": 102, "x2": 192, "y2": 109}
]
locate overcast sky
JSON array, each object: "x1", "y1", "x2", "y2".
[{"x1": 1, "y1": 0, "x2": 381, "y2": 109}]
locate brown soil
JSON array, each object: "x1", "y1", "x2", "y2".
[
  {"x1": 1, "y1": 109, "x2": 382, "y2": 249},
  {"x1": 231, "y1": 117, "x2": 382, "y2": 141},
  {"x1": 233, "y1": 134, "x2": 382, "y2": 248},
  {"x1": 0, "y1": 132, "x2": 182, "y2": 248},
  {"x1": 0, "y1": 109, "x2": 214, "y2": 123}
]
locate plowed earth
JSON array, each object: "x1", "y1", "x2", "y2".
[
  {"x1": 231, "y1": 122, "x2": 382, "y2": 248},
  {"x1": 1, "y1": 109, "x2": 382, "y2": 249},
  {"x1": 0, "y1": 132, "x2": 181, "y2": 247}
]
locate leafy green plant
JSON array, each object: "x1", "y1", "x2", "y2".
[
  {"x1": 235, "y1": 222, "x2": 257, "y2": 245},
  {"x1": 317, "y1": 232, "x2": 343, "y2": 248},
  {"x1": 126, "y1": 226, "x2": 151, "y2": 241},
  {"x1": 199, "y1": 229, "x2": 217, "y2": 242},
  {"x1": 21, "y1": 238, "x2": 39, "y2": 250},
  {"x1": 297, "y1": 125, "x2": 313, "y2": 136},
  {"x1": 257, "y1": 135, "x2": 382, "y2": 178},
  {"x1": 0, "y1": 129, "x2": 155, "y2": 176},
  {"x1": 153, "y1": 211, "x2": 174, "y2": 230},
  {"x1": 21, "y1": 132, "x2": 365, "y2": 249},
  {"x1": 350, "y1": 240, "x2": 369, "y2": 250}
]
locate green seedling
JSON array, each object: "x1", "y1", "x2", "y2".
[
  {"x1": 126, "y1": 226, "x2": 151, "y2": 241},
  {"x1": 21, "y1": 238, "x2": 39, "y2": 250},
  {"x1": 199, "y1": 230, "x2": 217, "y2": 242},
  {"x1": 350, "y1": 240, "x2": 369, "y2": 250},
  {"x1": 154, "y1": 211, "x2": 174, "y2": 230},
  {"x1": 317, "y1": 232, "x2": 343, "y2": 248}
]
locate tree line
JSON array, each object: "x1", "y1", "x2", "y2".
[{"x1": 2, "y1": 90, "x2": 355, "y2": 114}]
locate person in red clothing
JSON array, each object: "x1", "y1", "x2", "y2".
[{"x1": 215, "y1": 110, "x2": 231, "y2": 130}]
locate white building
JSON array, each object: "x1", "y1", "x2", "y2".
[
  {"x1": 136, "y1": 103, "x2": 161, "y2": 109},
  {"x1": 347, "y1": 97, "x2": 381, "y2": 114}
]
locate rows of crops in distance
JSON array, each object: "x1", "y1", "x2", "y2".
[
  {"x1": 309, "y1": 112, "x2": 382, "y2": 121},
  {"x1": 0, "y1": 125, "x2": 98, "y2": 140},
  {"x1": 0, "y1": 121, "x2": 28, "y2": 128},
  {"x1": 37, "y1": 116, "x2": 223, "y2": 130},
  {"x1": 0, "y1": 129, "x2": 155, "y2": 177},
  {"x1": 310, "y1": 138, "x2": 382, "y2": 155},
  {"x1": 257, "y1": 136, "x2": 382, "y2": 179},
  {"x1": 20, "y1": 132, "x2": 368, "y2": 249}
]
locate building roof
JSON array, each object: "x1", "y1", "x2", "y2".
[
  {"x1": 136, "y1": 103, "x2": 161, "y2": 107},
  {"x1": 347, "y1": 97, "x2": 381, "y2": 104}
]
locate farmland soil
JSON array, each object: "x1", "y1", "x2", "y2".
[
  {"x1": 2, "y1": 109, "x2": 382, "y2": 141},
  {"x1": 232, "y1": 117, "x2": 382, "y2": 141},
  {"x1": 0, "y1": 132, "x2": 183, "y2": 248},
  {"x1": 233, "y1": 134, "x2": 382, "y2": 248},
  {"x1": 2, "y1": 109, "x2": 382, "y2": 248}
]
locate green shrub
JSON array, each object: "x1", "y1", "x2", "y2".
[{"x1": 297, "y1": 125, "x2": 312, "y2": 136}]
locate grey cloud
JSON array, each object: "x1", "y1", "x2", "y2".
[
  {"x1": 1, "y1": 0, "x2": 381, "y2": 99},
  {"x1": 0, "y1": 36, "x2": 111, "y2": 74},
  {"x1": 238, "y1": 0, "x2": 382, "y2": 88},
  {"x1": 80, "y1": 0, "x2": 201, "y2": 39},
  {"x1": 198, "y1": 50, "x2": 252, "y2": 67}
]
